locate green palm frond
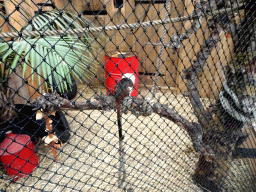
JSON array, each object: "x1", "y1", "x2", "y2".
[
  {"x1": 0, "y1": 9, "x2": 103, "y2": 93},
  {"x1": 0, "y1": 36, "x2": 97, "y2": 93}
]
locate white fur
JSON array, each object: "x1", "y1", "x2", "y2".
[
  {"x1": 128, "y1": 87, "x2": 133, "y2": 95},
  {"x1": 122, "y1": 73, "x2": 135, "y2": 96},
  {"x1": 122, "y1": 73, "x2": 136, "y2": 85}
]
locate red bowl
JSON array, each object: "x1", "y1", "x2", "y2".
[{"x1": 0, "y1": 132, "x2": 38, "y2": 182}]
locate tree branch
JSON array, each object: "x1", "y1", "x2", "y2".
[{"x1": 31, "y1": 92, "x2": 205, "y2": 152}]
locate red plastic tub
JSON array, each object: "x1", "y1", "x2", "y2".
[
  {"x1": 0, "y1": 132, "x2": 38, "y2": 182},
  {"x1": 105, "y1": 51, "x2": 139, "y2": 97}
]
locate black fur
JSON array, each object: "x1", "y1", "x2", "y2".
[
  {"x1": 114, "y1": 78, "x2": 133, "y2": 141},
  {"x1": 0, "y1": 104, "x2": 70, "y2": 144},
  {"x1": 52, "y1": 74, "x2": 77, "y2": 100},
  {"x1": 113, "y1": 0, "x2": 124, "y2": 8},
  {"x1": 49, "y1": 110, "x2": 70, "y2": 143},
  {"x1": 114, "y1": 78, "x2": 133, "y2": 102}
]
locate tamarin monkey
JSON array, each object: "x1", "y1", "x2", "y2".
[
  {"x1": 115, "y1": 78, "x2": 133, "y2": 140},
  {"x1": 114, "y1": 73, "x2": 135, "y2": 187}
]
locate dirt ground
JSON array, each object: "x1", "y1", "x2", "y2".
[{"x1": 0, "y1": 86, "x2": 212, "y2": 191}]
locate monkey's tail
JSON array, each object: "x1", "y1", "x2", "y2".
[{"x1": 117, "y1": 104, "x2": 126, "y2": 188}]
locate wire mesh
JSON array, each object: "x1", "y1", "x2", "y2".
[{"x1": 0, "y1": 0, "x2": 256, "y2": 191}]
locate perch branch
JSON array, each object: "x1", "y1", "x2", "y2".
[
  {"x1": 152, "y1": 102, "x2": 207, "y2": 153},
  {"x1": 30, "y1": 92, "x2": 117, "y2": 112},
  {"x1": 31, "y1": 92, "x2": 206, "y2": 153},
  {"x1": 183, "y1": 38, "x2": 218, "y2": 127},
  {"x1": 182, "y1": 8, "x2": 234, "y2": 189}
]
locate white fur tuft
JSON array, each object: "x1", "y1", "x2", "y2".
[{"x1": 122, "y1": 73, "x2": 136, "y2": 84}]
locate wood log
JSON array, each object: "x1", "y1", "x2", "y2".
[
  {"x1": 30, "y1": 91, "x2": 205, "y2": 152},
  {"x1": 7, "y1": 67, "x2": 30, "y2": 104}
]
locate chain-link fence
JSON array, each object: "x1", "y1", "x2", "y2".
[{"x1": 0, "y1": 0, "x2": 256, "y2": 191}]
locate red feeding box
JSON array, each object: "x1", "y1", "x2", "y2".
[
  {"x1": 0, "y1": 132, "x2": 38, "y2": 182},
  {"x1": 105, "y1": 51, "x2": 139, "y2": 97}
]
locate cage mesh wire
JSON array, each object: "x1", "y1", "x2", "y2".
[{"x1": 0, "y1": 0, "x2": 256, "y2": 191}]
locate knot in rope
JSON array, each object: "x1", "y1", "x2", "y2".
[
  {"x1": 219, "y1": 81, "x2": 256, "y2": 128},
  {"x1": 121, "y1": 96, "x2": 133, "y2": 114},
  {"x1": 140, "y1": 98, "x2": 154, "y2": 116},
  {"x1": 121, "y1": 96, "x2": 154, "y2": 116},
  {"x1": 130, "y1": 97, "x2": 154, "y2": 117}
]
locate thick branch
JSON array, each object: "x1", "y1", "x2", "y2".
[
  {"x1": 183, "y1": 22, "x2": 221, "y2": 127},
  {"x1": 182, "y1": 13, "x2": 236, "y2": 190},
  {"x1": 152, "y1": 102, "x2": 204, "y2": 151},
  {"x1": 31, "y1": 92, "x2": 204, "y2": 151},
  {"x1": 30, "y1": 92, "x2": 117, "y2": 112}
]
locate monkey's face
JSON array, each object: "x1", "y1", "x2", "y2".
[{"x1": 115, "y1": 78, "x2": 133, "y2": 101}]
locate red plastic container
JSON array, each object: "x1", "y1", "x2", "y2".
[
  {"x1": 105, "y1": 51, "x2": 139, "y2": 97},
  {"x1": 0, "y1": 132, "x2": 38, "y2": 182}
]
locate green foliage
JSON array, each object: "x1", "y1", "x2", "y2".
[{"x1": 0, "y1": 10, "x2": 102, "y2": 93}]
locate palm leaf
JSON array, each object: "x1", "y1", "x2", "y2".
[
  {"x1": 46, "y1": 51, "x2": 54, "y2": 91},
  {"x1": 23, "y1": 43, "x2": 31, "y2": 78},
  {"x1": 0, "y1": 9, "x2": 104, "y2": 94},
  {"x1": 30, "y1": 45, "x2": 36, "y2": 82},
  {"x1": 10, "y1": 42, "x2": 26, "y2": 72},
  {"x1": 35, "y1": 44, "x2": 42, "y2": 92}
]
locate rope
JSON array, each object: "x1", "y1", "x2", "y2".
[
  {"x1": 122, "y1": 96, "x2": 133, "y2": 114},
  {"x1": 122, "y1": 96, "x2": 154, "y2": 116},
  {"x1": 140, "y1": 98, "x2": 154, "y2": 116},
  {"x1": 219, "y1": 91, "x2": 247, "y2": 123},
  {"x1": 219, "y1": 89, "x2": 256, "y2": 138},
  {"x1": 222, "y1": 80, "x2": 241, "y2": 109},
  {"x1": 0, "y1": 3, "x2": 244, "y2": 39},
  {"x1": 150, "y1": 0, "x2": 171, "y2": 98},
  {"x1": 217, "y1": 44, "x2": 241, "y2": 110},
  {"x1": 219, "y1": 80, "x2": 256, "y2": 137}
]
